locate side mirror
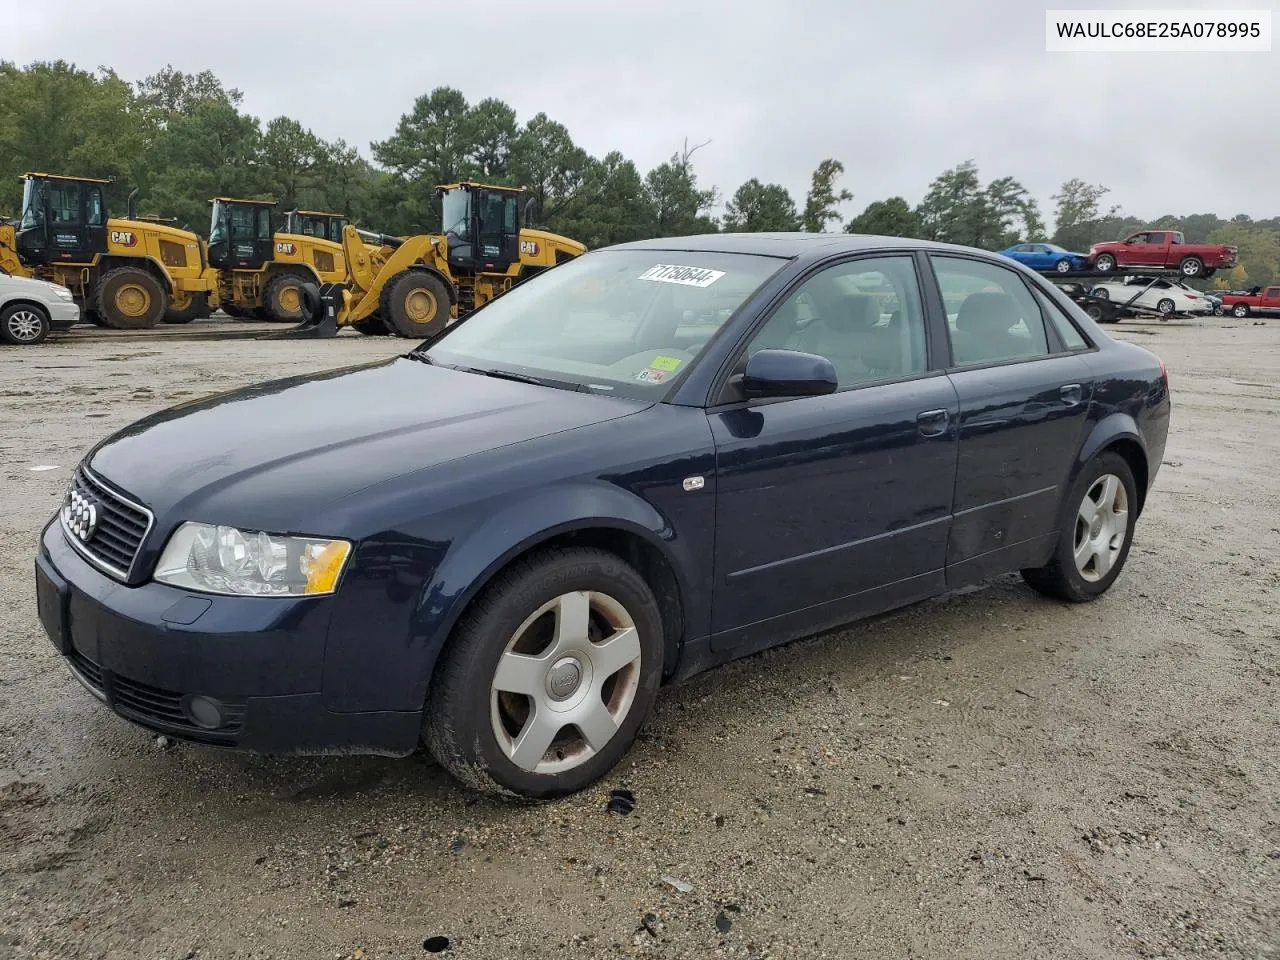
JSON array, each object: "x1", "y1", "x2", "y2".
[{"x1": 741, "y1": 349, "x2": 838, "y2": 400}]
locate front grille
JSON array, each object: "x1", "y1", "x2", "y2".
[
  {"x1": 68, "y1": 647, "x2": 104, "y2": 692},
  {"x1": 61, "y1": 467, "x2": 153, "y2": 581},
  {"x1": 66, "y1": 649, "x2": 245, "y2": 742}
]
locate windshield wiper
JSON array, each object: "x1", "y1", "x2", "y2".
[
  {"x1": 458, "y1": 364, "x2": 587, "y2": 392},
  {"x1": 474, "y1": 367, "x2": 551, "y2": 387}
]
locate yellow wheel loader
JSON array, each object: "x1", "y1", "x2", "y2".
[
  {"x1": 284, "y1": 181, "x2": 586, "y2": 339},
  {"x1": 207, "y1": 198, "x2": 352, "y2": 322},
  {"x1": 0, "y1": 173, "x2": 217, "y2": 329}
]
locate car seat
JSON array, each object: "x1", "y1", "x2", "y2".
[
  {"x1": 951, "y1": 292, "x2": 1028, "y2": 365},
  {"x1": 794, "y1": 293, "x2": 884, "y2": 383}
]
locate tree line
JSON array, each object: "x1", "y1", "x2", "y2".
[{"x1": 2, "y1": 60, "x2": 1277, "y2": 287}]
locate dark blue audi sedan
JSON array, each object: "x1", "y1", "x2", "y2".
[{"x1": 34, "y1": 233, "x2": 1171, "y2": 799}]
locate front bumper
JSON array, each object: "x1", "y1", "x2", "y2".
[
  {"x1": 48, "y1": 300, "x2": 80, "y2": 330},
  {"x1": 35, "y1": 519, "x2": 421, "y2": 756}
]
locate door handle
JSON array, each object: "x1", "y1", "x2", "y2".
[
  {"x1": 916, "y1": 408, "x2": 950, "y2": 437},
  {"x1": 1059, "y1": 383, "x2": 1083, "y2": 406}
]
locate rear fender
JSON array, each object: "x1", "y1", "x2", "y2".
[{"x1": 1072, "y1": 412, "x2": 1151, "y2": 512}]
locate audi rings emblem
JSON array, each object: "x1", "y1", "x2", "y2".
[{"x1": 62, "y1": 489, "x2": 99, "y2": 542}]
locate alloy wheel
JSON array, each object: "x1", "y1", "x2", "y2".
[
  {"x1": 1073, "y1": 474, "x2": 1129, "y2": 582},
  {"x1": 489, "y1": 590, "x2": 642, "y2": 775},
  {"x1": 6, "y1": 309, "x2": 45, "y2": 342}
]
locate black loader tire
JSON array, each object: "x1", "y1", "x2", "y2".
[
  {"x1": 96, "y1": 266, "x2": 166, "y2": 329},
  {"x1": 264, "y1": 272, "x2": 310, "y2": 323},
  {"x1": 162, "y1": 293, "x2": 208, "y2": 324},
  {"x1": 379, "y1": 270, "x2": 451, "y2": 339},
  {"x1": 353, "y1": 315, "x2": 390, "y2": 336}
]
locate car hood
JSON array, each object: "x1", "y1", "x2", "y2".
[
  {"x1": 86, "y1": 356, "x2": 647, "y2": 530},
  {"x1": 2, "y1": 274, "x2": 66, "y2": 298}
]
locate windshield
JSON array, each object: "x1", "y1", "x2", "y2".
[
  {"x1": 19, "y1": 178, "x2": 44, "y2": 230},
  {"x1": 441, "y1": 188, "x2": 470, "y2": 236},
  {"x1": 425, "y1": 249, "x2": 787, "y2": 400}
]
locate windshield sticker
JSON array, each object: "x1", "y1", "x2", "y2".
[
  {"x1": 649, "y1": 355, "x2": 682, "y2": 372},
  {"x1": 638, "y1": 264, "x2": 726, "y2": 288},
  {"x1": 636, "y1": 368, "x2": 670, "y2": 383}
]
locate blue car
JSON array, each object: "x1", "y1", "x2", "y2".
[
  {"x1": 999, "y1": 242, "x2": 1089, "y2": 273},
  {"x1": 34, "y1": 233, "x2": 1170, "y2": 799}
]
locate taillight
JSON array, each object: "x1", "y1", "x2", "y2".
[{"x1": 1157, "y1": 354, "x2": 1168, "y2": 389}]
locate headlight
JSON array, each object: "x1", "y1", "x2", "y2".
[
  {"x1": 52, "y1": 286, "x2": 74, "y2": 301},
  {"x1": 154, "y1": 522, "x2": 351, "y2": 597}
]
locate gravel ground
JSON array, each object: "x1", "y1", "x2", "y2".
[{"x1": 1, "y1": 315, "x2": 1277, "y2": 960}]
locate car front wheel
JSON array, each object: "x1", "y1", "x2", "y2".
[
  {"x1": 1021, "y1": 452, "x2": 1138, "y2": 602},
  {"x1": 1094, "y1": 254, "x2": 1116, "y2": 272},
  {"x1": 423, "y1": 547, "x2": 665, "y2": 799},
  {"x1": 0, "y1": 303, "x2": 51, "y2": 345},
  {"x1": 1055, "y1": 258, "x2": 1073, "y2": 273}
]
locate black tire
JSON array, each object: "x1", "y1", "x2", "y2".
[
  {"x1": 263, "y1": 272, "x2": 310, "y2": 323},
  {"x1": 162, "y1": 293, "x2": 208, "y2": 324},
  {"x1": 1094, "y1": 254, "x2": 1116, "y2": 273},
  {"x1": 1157, "y1": 298, "x2": 1176, "y2": 316},
  {"x1": 0, "y1": 302, "x2": 51, "y2": 345},
  {"x1": 95, "y1": 266, "x2": 166, "y2": 329},
  {"x1": 1084, "y1": 303, "x2": 1112, "y2": 323},
  {"x1": 1092, "y1": 288, "x2": 1110, "y2": 300},
  {"x1": 83, "y1": 308, "x2": 105, "y2": 327},
  {"x1": 379, "y1": 270, "x2": 451, "y2": 339},
  {"x1": 353, "y1": 315, "x2": 390, "y2": 336},
  {"x1": 221, "y1": 302, "x2": 255, "y2": 320},
  {"x1": 423, "y1": 547, "x2": 665, "y2": 799},
  {"x1": 1179, "y1": 256, "x2": 1204, "y2": 278},
  {"x1": 1021, "y1": 451, "x2": 1138, "y2": 603},
  {"x1": 1232, "y1": 303, "x2": 1249, "y2": 318}
]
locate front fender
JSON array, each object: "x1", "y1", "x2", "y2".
[
  {"x1": 417, "y1": 479, "x2": 683, "y2": 651},
  {"x1": 320, "y1": 480, "x2": 693, "y2": 715}
]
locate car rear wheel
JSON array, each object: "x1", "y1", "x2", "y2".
[
  {"x1": 1232, "y1": 303, "x2": 1249, "y2": 318},
  {"x1": 1094, "y1": 254, "x2": 1116, "y2": 273},
  {"x1": 0, "y1": 303, "x2": 51, "y2": 345},
  {"x1": 1179, "y1": 256, "x2": 1204, "y2": 278},
  {"x1": 1021, "y1": 452, "x2": 1138, "y2": 602},
  {"x1": 422, "y1": 547, "x2": 665, "y2": 799}
]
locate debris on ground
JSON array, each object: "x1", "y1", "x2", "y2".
[{"x1": 606, "y1": 788, "x2": 636, "y2": 815}]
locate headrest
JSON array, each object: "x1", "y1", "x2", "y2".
[
  {"x1": 824, "y1": 293, "x2": 880, "y2": 332},
  {"x1": 956, "y1": 292, "x2": 1021, "y2": 335}
]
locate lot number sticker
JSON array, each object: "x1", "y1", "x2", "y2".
[{"x1": 638, "y1": 264, "x2": 725, "y2": 287}]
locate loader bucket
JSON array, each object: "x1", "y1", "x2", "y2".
[{"x1": 258, "y1": 282, "x2": 340, "y2": 340}]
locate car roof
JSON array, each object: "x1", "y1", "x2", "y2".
[{"x1": 602, "y1": 232, "x2": 994, "y2": 262}]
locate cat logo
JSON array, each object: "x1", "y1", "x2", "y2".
[
  {"x1": 276, "y1": 241, "x2": 297, "y2": 255},
  {"x1": 519, "y1": 239, "x2": 540, "y2": 256},
  {"x1": 109, "y1": 230, "x2": 138, "y2": 247}
]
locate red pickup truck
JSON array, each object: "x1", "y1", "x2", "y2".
[
  {"x1": 1088, "y1": 230, "x2": 1238, "y2": 279},
  {"x1": 1219, "y1": 285, "x2": 1280, "y2": 318}
]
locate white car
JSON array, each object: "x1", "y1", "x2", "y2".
[
  {"x1": 0, "y1": 271, "x2": 80, "y2": 345},
  {"x1": 1088, "y1": 276, "x2": 1210, "y2": 316}
]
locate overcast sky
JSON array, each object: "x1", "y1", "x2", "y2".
[{"x1": 3, "y1": 0, "x2": 1276, "y2": 226}]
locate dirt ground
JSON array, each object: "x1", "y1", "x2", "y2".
[{"x1": 1, "y1": 315, "x2": 1277, "y2": 960}]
